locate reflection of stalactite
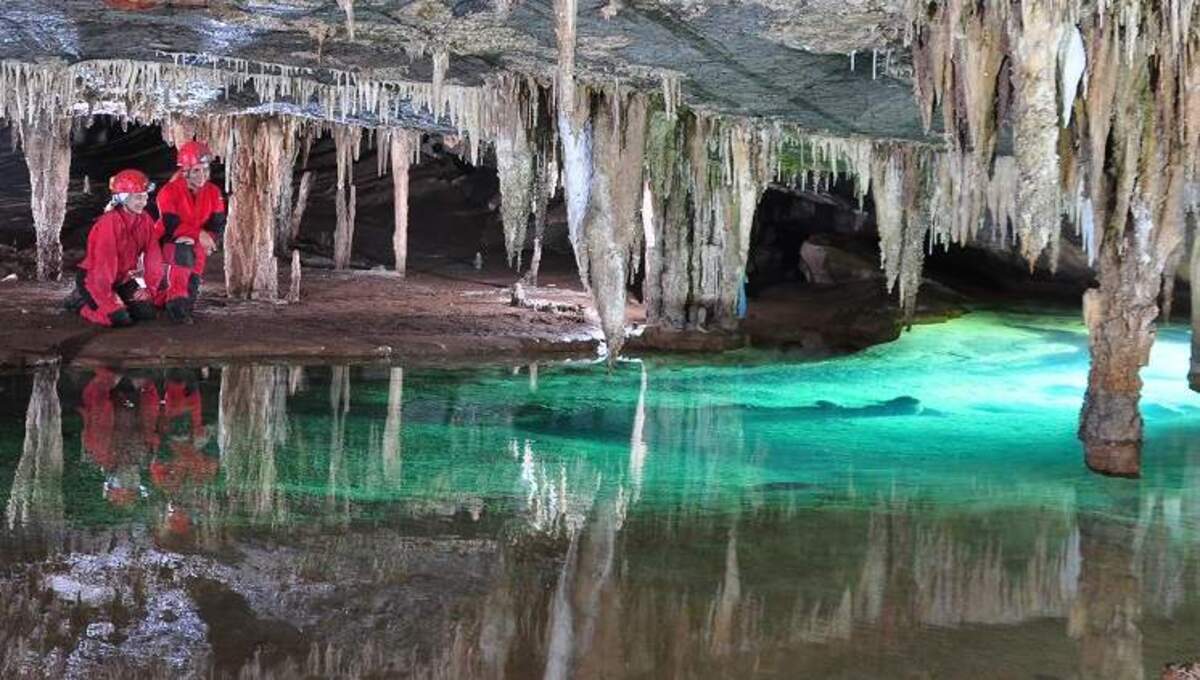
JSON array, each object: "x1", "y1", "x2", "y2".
[
  {"x1": 628, "y1": 362, "x2": 647, "y2": 503},
  {"x1": 707, "y1": 528, "x2": 741, "y2": 655},
  {"x1": 5, "y1": 367, "x2": 63, "y2": 537},
  {"x1": 544, "y1": 496, "x2": 619, "y2": 680},
  {"x1": 380, "y1": 367, "x2": 404, "y2": 488},
  {"x1": 218, "y1": 365, "x2": 289, "y2": 523},
  {"x1": 327, "y1": 366, "x2": 352, "y2": 515}
]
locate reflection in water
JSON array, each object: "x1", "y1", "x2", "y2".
[
  {"x1": 0, "y1": 313, "x2": 1198, "y2": 677},
  {"x1": 5, "y1": 367, "x2": 63, "y2": 536}
]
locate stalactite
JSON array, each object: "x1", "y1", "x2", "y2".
[
  {"x1": 290, "y1": 170, "x2": 314, "y2": 243},
  {"x1": 332, "y1": 125, "x2": 362, "y2": 270},
  {"x1": 17, "y1": 112, "x2": 72, "y2": 281},
  {"x1": 493, "y1": 76, "x2": 535, "y2": 269},
  {"x1": 337, "y1": 0, "x2": 356, "y2": 40},
  {"x1": 432, "y1": 50, "x2": 449, "y2": 119},
  {"x1": 1011, "y1": 2, "x2": 1066, "y2": 268},
  {"x1": 578, "y1": 92, "x2": 648, "y2": 360},
  {"x1": 1160, "y1": 245, "x2": 1185, "y2": 322},
  {"x1": 272, "y1": 122, "x2": 302, "y2": 255},
  {"x1": 5, "y1": 367, "x2": 63, "y2": 537},
  {"x1": 526, "y1": 146, "x2": 553, "y2": 286},
  {"x1": 226, "y1": 116, "x2": 297, "y2": 300}
]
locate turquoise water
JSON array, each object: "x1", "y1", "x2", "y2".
[{"x1": 0, "y1": 310, "x2": 1198, "y2": 678}]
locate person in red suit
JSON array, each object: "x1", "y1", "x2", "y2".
[
  {"x1": 64, "y1": 170, "x2": 160, "y2": 327},
  {"x1": 154, "y1": 140, "x2": 226, "y2": 324},
  {"x1": 149, "y1": 372, "x2": 217, "y2": 494}
]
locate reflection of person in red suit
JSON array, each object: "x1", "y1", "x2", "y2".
[
  {"x1": 80, "y1": 368, "x2": 159, "y2": 507},
  {"x1": 149, "y1": 371, "x2": 218, "y2": 544}
]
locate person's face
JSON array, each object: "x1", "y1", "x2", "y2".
[
  {"x1": 124, "y1": 192, "x2": 149, "y2": 214},
  {"x1": 185, "y1": 163, "x2": 210, "y2": 191}
]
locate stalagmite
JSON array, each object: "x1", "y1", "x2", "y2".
[
  {"x1": 387, "y1": 132, "x2": 415, "y2": 276},
  {"x1": 5, "y1": 367, "x2": 63, "y2": 536},
  {"x1": 290, "y1": 170, "x2": 314, "y2": 242},
  {"x1": 333, "y1": 125, "x2": 362, "y2": 270},
  {"x1": 225, "y1": 116, "x2": 296, "y2": 300},
  {"x1": 18, "y1": 113, "x2": 72, "y2": 281},
  {"x1": 288, "y1": 249, "x2": 302, "y2": 303}
]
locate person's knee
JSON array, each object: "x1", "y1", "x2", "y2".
[
  {"x1": 188, "y1": 274, "x2": 201, "y2": 301},
  {"x1": 173, "y1": 242, "x2": 196, "y2": 268}
]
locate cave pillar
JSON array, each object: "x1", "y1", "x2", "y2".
[
  {"x1": 1079, "y1": 245, "x2": 1158, "y2": 477},
  {"x1": 225, "y1": 116, "x2": 295, "y2": 300},
  {"x1": 19, "y1": 113, "x2": 72, "y2": 281}
]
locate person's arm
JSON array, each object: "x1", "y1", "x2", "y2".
[
  {"x1": 86, "y1": 220, "x2": 127, "y2": 317},
  {"x1": 199, "y1": 188, "x2": 226, "y2": 253},
  {"x1": 157, "y1": 186, "x2": 183, "y2": 244}
]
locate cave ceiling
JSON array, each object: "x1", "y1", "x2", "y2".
[{"x1": 0, "y1": 0, "x2": 930, "y2": 141}]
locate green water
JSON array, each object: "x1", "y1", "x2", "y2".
[{"x1": 1, "y1": 310, "x2": 1198, "y2": 678}]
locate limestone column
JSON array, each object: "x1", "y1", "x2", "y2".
[
  {"x1": 226, "y1": 116, "x2": 297, "y2": 300},
  {"x1": 19, "y1": 113, "x2": 72, "y2": 281}
]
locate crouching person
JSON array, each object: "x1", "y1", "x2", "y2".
[
  {"x1": 155, "y1": 140, "x2": 226, "y2": 324},
  {"x1": 65, "y1": 170, "x2": 159, "y2": 327}
]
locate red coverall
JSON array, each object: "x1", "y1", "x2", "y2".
[
  {"x1": 76, "y1": 208, "x2": 160, "y2": 327},
  {"x1": 154, "y1": 174, "x2": 226, "y2": 319}
]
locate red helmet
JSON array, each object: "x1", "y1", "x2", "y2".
[
  {"x1": 177, "y1": 140, "x2": 214, "y2": 169},
  {"x1": 109, "y1": 169, "x2": 153, "y2": 194}
]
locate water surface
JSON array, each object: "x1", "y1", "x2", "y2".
[{"x1": 1, "y1": 311, "x2": 1198, "y2": 678}]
